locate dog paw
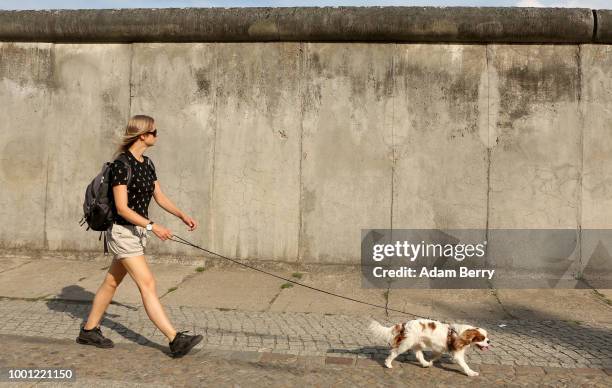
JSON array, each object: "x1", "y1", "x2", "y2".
[
  {"x1": 466, "y1": 370, "x2": 479, "y2": 377},
  {"x1": 421, "y1": 362, "x2": 432, "y2": 368},
  {"x1": 384, "y1": 362, "x2": 393, "y2": 369}
]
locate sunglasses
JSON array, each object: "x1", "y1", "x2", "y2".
[{"x1": 148, "y1": 129, "x2": 157, "y2": 137}]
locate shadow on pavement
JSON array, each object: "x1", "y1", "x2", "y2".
[
  {"x1": 45, "y1": 284, "x2": 172, "y2": 356},
  {"x1": 432, "y1": 298, "x2": 612, "y2": 361}
]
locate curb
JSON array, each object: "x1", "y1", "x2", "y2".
[
  {"x1": 3, "y1": 333, "x2": 610, "y2": 376},
  {"x1": 210, "y1": 349, "x2": 612, "y2": 376}
]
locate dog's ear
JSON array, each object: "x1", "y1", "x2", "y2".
[{"x1": 461, "y1": 328, "x2": 485, "y2": 343}]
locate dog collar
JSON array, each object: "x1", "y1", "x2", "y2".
[{"x1": 447, "y1": 326, "x2": 458, "y2": 351}]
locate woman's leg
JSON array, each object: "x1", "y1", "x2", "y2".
[
  {"x1": 119, "y1": 255, "x2": 177, "y2": 342},
  {"x1": 83, "y1": 258, "x2": 127, "y2": 330}
]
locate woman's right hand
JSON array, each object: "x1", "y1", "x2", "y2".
[{"x1": 152, "y1": 224, "x2": 173, "y2": 241}]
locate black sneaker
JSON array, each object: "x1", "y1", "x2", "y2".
[
  {"x1": 76, "y1": 324, "x2": 114, "y2": 348},
  {"x1": 169, "y1": 330, "x2": 203, "y2": 358}
]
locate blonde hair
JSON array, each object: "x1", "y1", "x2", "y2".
[{"x1": 112, "y1": 115, "x2": 155, "y2": 159}]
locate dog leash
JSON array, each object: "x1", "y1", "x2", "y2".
[{"x1": 168, "y1": 234, "x2": 441, "y2": 321}]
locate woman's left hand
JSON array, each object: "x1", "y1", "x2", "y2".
[{"x1": 180, "y1": 214, "x2": 198, "y2": 231}]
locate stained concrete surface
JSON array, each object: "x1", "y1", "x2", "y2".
[
  {"x1": 1, "y1": 41, "x2": 612, "y2": 275},
  {"x1": 0, "y1": 256, "x2": 609, "y2": 324}
]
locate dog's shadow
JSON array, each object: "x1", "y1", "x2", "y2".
[{"x1": 327, "y1": 346, "x2": 467, "y2": 375}]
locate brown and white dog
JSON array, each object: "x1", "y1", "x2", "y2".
[{"x1": 369, "y1": 319, "x2": 491, "y2": 376}]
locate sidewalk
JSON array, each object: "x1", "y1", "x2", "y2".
[{"x1": 0, "y1": 253, "x2": 611, "y2": 384}]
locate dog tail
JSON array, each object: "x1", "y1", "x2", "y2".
[{"x1": 368, "y1": 320, "x2": 395, "y2": 345}]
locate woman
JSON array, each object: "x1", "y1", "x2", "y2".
[{"x1": 76, "y1": 115, "x2": 203, "y2": 358}]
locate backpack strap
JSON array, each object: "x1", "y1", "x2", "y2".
[
  {"x1": 144, "y1": 156, "x2": 155, "y2": 176},
  {"x1": 115, "y1": 153, "x2": 133, "y2": 187}
]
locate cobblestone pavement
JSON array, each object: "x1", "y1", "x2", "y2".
[
  {"x1": 1, "y1": 334, "x2": 611, "y2": 387},
  {"x1": 0, "y1": 298, "x2": 611, "y2": 373}
]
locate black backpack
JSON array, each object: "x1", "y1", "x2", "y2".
[{"x1": 79, "y1": 153, "x2": 155, "y2": 255}]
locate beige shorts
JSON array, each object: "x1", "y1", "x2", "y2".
[{"x1": 105, "y1": 223, "x2": 148, "y2": 259}]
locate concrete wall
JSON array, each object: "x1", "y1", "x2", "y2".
[{"x1": 0, "y1": 8, "x2": 611, "y2": 269}]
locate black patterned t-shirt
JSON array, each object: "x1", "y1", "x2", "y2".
[{"x1": 109, "y1": 150, "x2": 157, "y2": 225}]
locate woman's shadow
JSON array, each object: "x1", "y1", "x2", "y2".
[{"x1": 46, "y1": 282, "x2": 172, "y2": 355}]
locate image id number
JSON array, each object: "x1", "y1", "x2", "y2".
[{"x1": 2, "y1": 367, "x2": 75, "y2": 381}]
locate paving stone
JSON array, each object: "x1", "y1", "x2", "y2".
[
  {"x1": 356, "y1": 358, "x2": 384, "y2": 367},
  {"x1": 229, "y1": 350, "x2": 262, "y2": 363},
  {"x1": 514, "y1": 366, "x2": 545, "y2": 375},
  {"x1": 296, "y1": 355, "x2": 326, "y2": 367},
  {"x1": 259, "y1": 353, "x2": 298, "y2": 363},
  {"x1": 544, "y1": 366, "x2": 568, "y2": 374},
  {"x1": 478, "y1": 364, "x2": 515, "y2": 375},
  {"x1": 325, "y1": 356, "x2": 355, "y2": 366},
  {"x1": 571, "y1": 368, "x2": 607, "y2": 376}
]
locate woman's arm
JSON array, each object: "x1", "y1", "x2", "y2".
[
  {"x1": 152, "y1": 181, "x2": 184, "y2": 218},
  {"x1": 113, "y1": 184, "x2": 174, "y2": 240},
  {"x1": 113, "y1": 185, "x2": 154, "y2": 227}
]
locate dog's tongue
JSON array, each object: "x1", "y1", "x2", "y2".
[{"x1": 481, "y1": 346, "x2": 490, "y2": 351}]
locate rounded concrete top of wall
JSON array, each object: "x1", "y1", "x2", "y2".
[
  {"x1": 596, "y1": 9, "x2": 612, "y2": 42},
  {"x1": 0, "y1": 6, "x2": 608, "y2": 44}
]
